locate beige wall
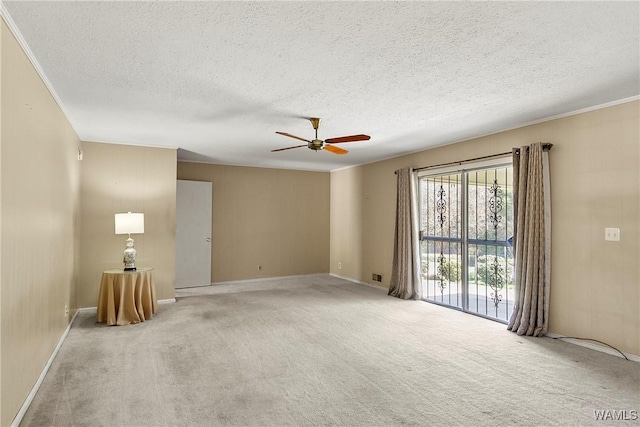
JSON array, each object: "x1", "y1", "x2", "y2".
[
  {"x1": 0, "y1": 19, "x2": 81, "y2": 426},
  {"x1": 330, "y1": 167, "x2": 364, "y2": 280},
  {"x1": 177, "y1": 162, "x2": 330, "y2": 282},
  {"x1": 79, "y1": 142, "x2": 177, "y2": 307},
  {"x1": 331, "y1": 101, "x2": 640, "y2": 356}
]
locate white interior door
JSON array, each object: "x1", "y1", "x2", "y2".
[{"x1": 176, "y1": 180, "x2": 212, "y2": 288}]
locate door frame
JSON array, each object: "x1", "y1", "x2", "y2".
[{"x1": 417, "y1": 157, "x2": 514, "y2": 323}]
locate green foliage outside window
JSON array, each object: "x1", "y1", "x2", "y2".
[{"x1": 476, "y1": 255, "x2": 514, "y2": 287}]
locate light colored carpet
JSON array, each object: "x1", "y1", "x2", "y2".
[{"x1": 21, "y1": 274, "x2": 639, "y2": 426}]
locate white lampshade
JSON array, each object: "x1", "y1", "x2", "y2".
[{"x1": 115, "y1": 212, "x2": 144, "y2": 235}]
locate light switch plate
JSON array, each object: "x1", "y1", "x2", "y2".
[{"x1": 604, "y1": 227, "x2": 620, "y2": 241}]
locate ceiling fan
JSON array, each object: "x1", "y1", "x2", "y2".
[{"x1": 272, "y1": 118, "x2": 370, "y2": 155}]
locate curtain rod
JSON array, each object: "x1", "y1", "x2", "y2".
[{"x1": 406, "y1": 143, "x2": 553, "y2": 174}]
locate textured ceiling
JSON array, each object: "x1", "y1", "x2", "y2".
[{"x1": 2, "y1": 1, "x2": 639, "y2": 172}]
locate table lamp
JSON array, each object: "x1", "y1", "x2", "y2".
[{"x1": 115, "y1": 212, "x2": 144, "y2": 271}]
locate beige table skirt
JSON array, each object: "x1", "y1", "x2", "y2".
[{"x1": 97, "y1": 267, "x2": 157, "y2": 326}]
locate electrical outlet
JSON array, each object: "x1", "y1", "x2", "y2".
[
  {"x1": 258, "y1": 265, "x2": 263, "y2": 271},
  {"x1": 64, "y1": 304, "x2": 69, "y2": 318},
  {"x1": 338, "y1": 262, "x2": 342, "y2": 269},
  {"x1": 604, "y1": 228, "x2": 620, "y2": 241}
]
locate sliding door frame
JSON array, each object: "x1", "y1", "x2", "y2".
[{"x1": 417, "y1": 156, "x2": 513, "y2": 323}]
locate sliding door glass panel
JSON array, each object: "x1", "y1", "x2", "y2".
[
  {"x1": 467, "y1": 166, "x2": 514, "y2": 321},
  {"x1": 419, "y1": 173, "x2": 463, "y2": 309}
]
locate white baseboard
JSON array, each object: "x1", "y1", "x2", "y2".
[
  {"x1": 545, "y1": 332, "x2": 640, "y2": 363},
  {"x1": 12, "y1": 296, "x2": 177, "y2": 425},
  {"x1": 332, "y1": 276, "x2": 639, "y2": 362},
  {"x1": 78, "y1": 297, "x2": 175, "y2": 313},
  {"x1": 11, "y1": 310, "x2": 79, "y2": 427},
  {"x1": 331, "y1": 277, "x2": 639, "y2": 362},
  {"x1": 330, "y1": 273, "x2": 388, "y2": 291},
  {"x1": 328, "y1": 278, "x2": 638, "y2": 362},
  {"x1": 211, "y1": 273, "x2": 328, "y2": 287}
]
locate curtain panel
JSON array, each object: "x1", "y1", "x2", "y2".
[
  {"x1": 388, "y1": 168, "x2": 422, "y2": 300},
  {"x1": 507, "y1": 143, "x2": 551, "y2": 336}
]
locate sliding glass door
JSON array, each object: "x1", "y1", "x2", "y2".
[{"x1": 418, "y1": 162, "x2": 515, "y2": 322}]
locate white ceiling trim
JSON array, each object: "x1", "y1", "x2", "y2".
[
  {"x1": 330, "y1": 95, "x2": 640, "y2": 174},
  {"x1": 82, "y1": 139, "x2": 179, "y2": 151},
  {"x1": 176, "y1": 157, "x2": 332, "y2": 174},
  {"x1": 0, "y1": 2, "x2": 75, "y2": 133}
]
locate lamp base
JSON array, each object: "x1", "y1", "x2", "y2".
[{"x1": 123, "y1": 237, "x2": 137, "y2": 271}]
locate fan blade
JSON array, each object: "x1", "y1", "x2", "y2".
[
  {"x1": 324, "y1": 134, "x2": 371, "y2": 144},
  {"x1": 275, "y1": 131, "x2": 311, "y2": 143},
  {"x1": 325, "y1": 144, "x2": 348, "y2": 155},
  {"x1": 271, "y1": 144, "x2": 307, "y2": 152}
]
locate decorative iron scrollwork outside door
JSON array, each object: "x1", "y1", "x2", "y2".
[{"x1": 418, "y1": 164, "x2": 515, "y2": 322}]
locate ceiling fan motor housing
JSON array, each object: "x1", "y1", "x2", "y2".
[{"x1": 309, "y1": 139, "x2": 325, "y2": 151}]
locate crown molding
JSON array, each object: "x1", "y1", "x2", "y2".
[
  {"x1": 331, "y1": 95, "x2": 640, "y2": 173},
  {"x1": 0, "y1": 2, "x2": 75, "y2": 129}
]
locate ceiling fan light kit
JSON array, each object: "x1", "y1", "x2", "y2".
[{"x1": 272, "y1": 117, "x2": 370, "y2": 155}]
